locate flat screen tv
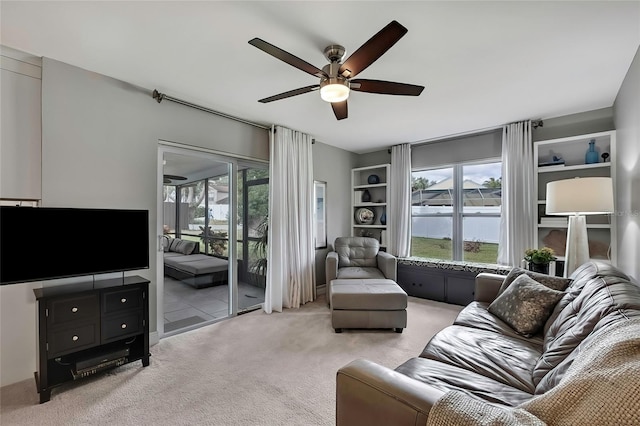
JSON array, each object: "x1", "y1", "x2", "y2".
[{"x1": 0, "y1": 206, "x2": 149, "y2": 285}]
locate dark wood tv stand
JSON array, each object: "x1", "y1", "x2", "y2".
[{"x1": 33, "y1": 275, "x2": 150, "y2": 403}]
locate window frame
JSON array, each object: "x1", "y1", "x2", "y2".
[{"x1": 411, "y1": 158, "x2": 502, "y2": 262}]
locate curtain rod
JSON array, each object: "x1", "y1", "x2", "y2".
[
  {"x1": 270, "y1": 125, "x2": 316, "y2": 143},
  {"x1": 152, "y1": 90, "x2": 270, "y2": 130},
  {"x1": 409, "y1": 119, "x2": 543, "y2": 149}
]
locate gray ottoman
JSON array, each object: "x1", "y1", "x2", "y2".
[{"x1": 330, "y1": 279, "x2": 408, "y2": 333}]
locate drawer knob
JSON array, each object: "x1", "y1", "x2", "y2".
[
  {"x1": 72, "y1": 335, "x2": 79, "y2": 341},
  {"x1": 72, "y1": 307, "x2": 78, "y2": 313},
  {"x1": 121, "y1": 323, "x2": 127, "y2": 329},
  {"x1": 121, "y1": 298, "x2": 127, "y2": 303}
]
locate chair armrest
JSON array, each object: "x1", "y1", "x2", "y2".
[
  {"x1": 326, "y1": 252, "x2": 339, "y2": 305},
  {"x1": 336, "y1": 359, "x2": 444, "y2": 426},
  {"x1": 475, "y1": 273, "x2": 506, "y2": 303},
  {"x1": 376, "y1": 252, "x2": 397, "y2": 281}
]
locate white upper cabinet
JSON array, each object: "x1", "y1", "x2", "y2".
[{"x1": 1, "y1": 46, "x2": 42, "y2": 201}]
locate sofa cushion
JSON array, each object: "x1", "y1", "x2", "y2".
[
  {"x1": 336, "y1": 267, "x2": 386, "y2": 280},
  {"x1": 396, "y1": 357, "x2": 534, "y2": 407},
  {"x1": 419, "y1": 325, "x2": 541, "y2": 393},
  {"x1": 171, "y1": 239, "x2": 198, "y2": 255},
  {"x1": 533, "y1": 261, "x2": 640, "y2": 392},
  {"x1": 454, "y1": 302, "x2": 544, "y2": 345},
  {"x1": 498, "y1": 267, "x2": 571, "y2": 296},
  {"x1": 169, "y1": 237, "x2": 181, "y2": 252},
  {"x1": 162, "y1": 235, "x2": 172, "y2": 252},
  {"x1": 330, "y1": 279, "x2": 407, "y2": 310},
  {"x1": 335, "y1": 237, "x2": 379, "y2": 268},
  {"x1": 489, "y1": 274, "x2": 564, "y2": 337}
]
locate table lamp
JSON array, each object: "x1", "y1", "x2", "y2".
[{"x1": 545, "y1": 177, "x2": 614, "y2": 277}]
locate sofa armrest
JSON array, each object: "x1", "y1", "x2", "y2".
[
  {"x1": 376, "y1": 251, "x2": 397, "y2": 281},
  {"x1": 337, "y1": 359, "x2": 444, "y2": 426},
  {"x1": 326, "y1": 251, "x2": 339, "y2": 284},
  {"x1": 474, "y1": 273, "x2": 506, "y2": 303},
  {"x1": 326, "y1": 252, "x2": 339, "y2": 305}
]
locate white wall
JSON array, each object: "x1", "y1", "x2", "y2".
[
  {"x1": 613, "y1": 46, "x2": 640, "y2": 282},
  {"x1": 0, "y1": 56, "x2": 269, "y2": 387},
  {"x1": 312, "y1": 142, "x2": 356, "y2": 286},
  {"x1": 0, "y1": 47, "x2": 42, "y2": 388}
]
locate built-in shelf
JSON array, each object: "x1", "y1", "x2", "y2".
[
  {"x1": 537, "y1": 162, "x2": 611, "y2": 173},
  {"x1": 534, "y1": 130, "x2": 617, "y2": 271},
  {"x1": 354, "y1": 183, "x2": 387, "y2": 189},
  {"x1": 537, "y1": 224, "x2": 611, "y2": 229},
  {"x1": 354, "y1": 202, "x2": 387, "y2": 207},
  {"x1": 352, "y1": 164, "x2": 390, "y2": 247}
]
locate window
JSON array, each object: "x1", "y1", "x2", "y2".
[{"x1": 411, "y1": 160, "x2": 502, "y2": 263}]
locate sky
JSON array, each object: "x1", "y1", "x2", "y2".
[{"x1": 413, "y1": 161, "x2": 502, "y2": 186}]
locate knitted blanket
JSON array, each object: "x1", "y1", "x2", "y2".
[{"x1": 426, "y1": 317, "x2": 640, "y2": 426}]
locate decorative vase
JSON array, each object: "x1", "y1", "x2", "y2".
[
  {"x1": 585, "y1": 139, "x2": 599, "y2": 164},
  {"x1": 361, "y1": 189, "x2": 371, "y2": 202},
  {"x1": 380, "y1": 208, "x2": 387, "y2": 225},
  {"x1": 367, "y1": 174, "x2": 380, "y2": 184},
  {"x1": 528, "y1": 262, "x2": 549, "y2": 275}
]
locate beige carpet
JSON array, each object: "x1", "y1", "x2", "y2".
[{"x1": 0, "y1": 295, "x2": 461, "y2": 425}]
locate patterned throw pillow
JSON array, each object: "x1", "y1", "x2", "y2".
[
  {"x1": 497, "y1": 267, "x2": 571, "y2": 296},
  {"x1": 488, "y1": 274, "x2": 565, "y2": 337}
]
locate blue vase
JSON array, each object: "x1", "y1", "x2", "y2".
[
  {"x1": 367, "y1": 174, "x2": 380, "y2": 184},
  {"x1": 380, "y1": 208, "x2": 387, "y2": 225},
  {"x1": 585, "y1": 140, "x2": 599, "y2": 164}
]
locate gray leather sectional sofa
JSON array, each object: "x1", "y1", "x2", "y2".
[{"x1": 336, "y1": 261, "x2": 640, "y2": 425}]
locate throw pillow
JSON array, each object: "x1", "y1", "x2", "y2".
[
  {"x1": 161, "y1": 235, "x2": 172, "y2": 252},
  {"x1": 169, "y1": 238, "x2": 182, "y2": 252},
  {"x1": 174, "y1": 239, "x2": 197, "y2": 255},
  {"x1": 498, "y1": 267, "x2": 571, "y2": 296},
  {"x1": 488, "y1": 274, "x2": 565, "y2": 337}
]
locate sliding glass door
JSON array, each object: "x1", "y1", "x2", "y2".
[
  {"x1": 236, "y1": 164, "x2": 268, "y2": 312},
  {"x1": 158, "y1": 146, "x2": 269, "y2": 337},
  {"x1": 160, "y1": 151, "x2": 234, "y2": 336}
]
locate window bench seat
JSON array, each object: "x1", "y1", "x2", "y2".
[{"x1": 397, "y1": 257, "x2": 511, "y2": 305}]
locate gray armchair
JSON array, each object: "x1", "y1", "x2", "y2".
[{"x1": 326, "y1": 237, "x2": 397, "y2": 302}]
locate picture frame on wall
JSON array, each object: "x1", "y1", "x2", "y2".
[{"x1": 314, "y1": 181, "x2": 327, "y2": 249}]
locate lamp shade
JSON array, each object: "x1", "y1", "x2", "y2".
[
  {"x1": 546, "y1": 177, "x2": 614, "y2": 215},
  {"x1": 320, "y1": 76, "x2": 350, "y2": 103}
]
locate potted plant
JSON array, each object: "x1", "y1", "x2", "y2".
[{"x1": 524, "y1": 247, "x2": 556, "y2": 274}]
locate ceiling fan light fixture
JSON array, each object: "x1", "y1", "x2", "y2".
[{"x1": 320, "y1": 77, "x2": 349, "y2": 103}]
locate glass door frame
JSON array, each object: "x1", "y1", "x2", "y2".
[{"x1": 157, "y1": 143, "x2": 240, "y2": 338}]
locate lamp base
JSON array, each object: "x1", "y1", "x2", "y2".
[{"x1": 564, "y1": 215, "x2": 589, "y2": 278}]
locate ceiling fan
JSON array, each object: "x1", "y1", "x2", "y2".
[
  {"x1": 248, "y1": 20, "x2": 424, "y2": 120},
  {"x1": 163, "y1": 174, "x2": 187, "y2": 184}
]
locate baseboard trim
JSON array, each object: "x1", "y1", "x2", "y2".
[
  {"x1": 316, "y1": 284, "x2": 326, "y2": 296},
  {"x1": 149, "y1": 331, "x2": 159, "y2": 346}
]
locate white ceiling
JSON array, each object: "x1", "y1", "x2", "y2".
[{"x1": 2, "y1": 1, "x2": 639, "y2": 154}]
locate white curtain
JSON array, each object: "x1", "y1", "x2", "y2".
[
  {"x1": 390, "y1": 143, "x2": 412, "y2": 257},
  {"x1": 264, "y1": 125, "x2": 315, "y2": 313},
  {"x1": 497, "y1": 121, "x2": 535, "y2": 266}
]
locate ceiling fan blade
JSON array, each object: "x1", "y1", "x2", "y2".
[
  {"x1": 338, "y1": 20, "x2": 408, "y2": 78},
  {"x1": 164, "y1": 174, "x2": 187, "y2": 180},
  {"x1": 258, "y1": 85, "x2": 320, "y2": 103},
  {"x1": 331, "y1": 100, "x2": 348, "y2": 120},
  {"x1": 351, "y1": 79, "x2": 424, "y2": 96},
  {"x1": 249, "y1": 38, "x2": 327, "y2": 78}
]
